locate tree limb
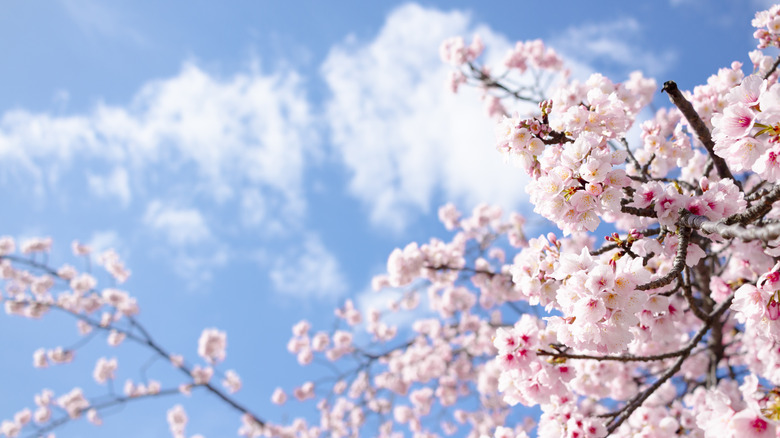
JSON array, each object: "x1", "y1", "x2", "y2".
[{"x1": 661, "y1": 81, "x2": 737, "y2": 187}]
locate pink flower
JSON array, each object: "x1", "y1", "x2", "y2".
[
  {"x1": 222, "y1": 370, "x2": 241, "y2": 394},
  {"x1": 92, "y1": 357, "x2": 118, "y2": 384},
  {"x1": 729, "y1": 409, "x2": 775, "y2": 438},
  {"x1": 197, "y1": 328, "x2": 227, "y2": 364},
  {"x1": 271, "y1": 388, "x2": 287, "y2": 405},
  {"x1": 167, "y1": 405, "x2": 188, "y2": 436},
  {"x1": 56, "y1": 388, "x2": 89, "y2": 419},
  {"x1": 190, "y1": 365, "x2": 213, "y2": 385}
]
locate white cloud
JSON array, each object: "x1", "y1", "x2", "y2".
[
  {"x1": 143, "y1": 200, "x2": 211, "y2": 246},
  {"x1": 550, "y1": 18, "x2": 677, "y2": 79},
  {"x1": 87, "y1": 166, "x2": 131, "y2": 206},
  {"x1": 0, "y1": 54, "x2": 330, "y2": 293},
  {"x1": 269, "y1": 234, "x2": 348, "y2": 299},
  {"x1": 322, "y1": 4, "x2": 532, "y2": 231},
  {"x1": 0, "y1": 62, "x2": 313, "y2": 229}
]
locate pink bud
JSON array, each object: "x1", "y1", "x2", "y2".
[{"x1": 768, "y1": 298, "x2": 780, "y2": 321}]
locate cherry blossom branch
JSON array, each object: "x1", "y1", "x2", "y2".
[
  {"x1": 765, "y1": 54, "x2": 780, "y2": 79},
  {"x1": 40, "y1": 301, "x2": 266, "y2": 428},
  {"x1": 604, "y1": 294, "x2": 734, "y2": 435},
  {"x1": 125, "y1": 316, "x2": 265, "y2": 427},
  {"x1": 745, "y1": 181, "x2": 769, "y2": 201},
  {"x1": 1, "y1": 255, "x2": 266, "y2": 429},
  {"x1": 724, "y1": 184, "x2": 780, "y2": 225},
  {"x1": 26, "y1": 387, "x2": 182, "y2": 438},
  {"x1": 466, "y1": 62, "x2": 544, "y2": 103},
  {"x1": 620, "y1": 137, "x2": 645, "y2": 177},
  {"x1": 661, "y1": 81, "x2": 737, "y2": 186},
  {"x1": 590, "y1": 228, "x2": 661, "y2": 256},
  {"x1": 620, "y1": 203, "x2": 656, "y2": 218},
  {"x1": 537, "y1": 343, "x2": 699, "y2": 363}
]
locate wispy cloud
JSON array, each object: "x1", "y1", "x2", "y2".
[
  {"x1": 143, "y1": 200, "x2": 211, "y2": 246},
  {"x1": 59, "y1": 0, "x2": 147, "y2": 46},
  {"x1": 269, "y1": 234, "x2": 348, "y2": 299},
  {"x1": 87, "y1": 166, "x2": 131, "y2": 207},
  {"x1": 0, "y1": 58, "x2": 345, "y2": 296},
  {"x1": 551, "y1": 18, "x2": 677, "y2": 79}
]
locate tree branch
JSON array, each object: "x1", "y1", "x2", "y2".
[
  {"x1": 661, "y1": 81, "x2": 737, "y2": 187},
  {"x1": 765, "y1": 54, "x2": 780, "y2": 80},
  {"x1": 680, "y1": 211, "x2": 780, "y2": 242},
  {"x1": 604, "y1": 294, "x2": 734, "y2": 435},
  {"x1": 636, "y1": 225, "x2": 690, "y2": 291},
  {"x1": 724, "y1": 184, "x2": 780, "y2": 225}
]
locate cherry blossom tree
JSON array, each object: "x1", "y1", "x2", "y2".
[{"x1": 5, "y1": 3, "x2": 780, "y2": 438}]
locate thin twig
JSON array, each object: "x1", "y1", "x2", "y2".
[{"x1": 764, "y1": 54, "x2": 780, "y2": 80}]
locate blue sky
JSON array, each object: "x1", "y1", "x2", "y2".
[{"x1": 0, "y1": 0, "x2": 774, "y2": 436}]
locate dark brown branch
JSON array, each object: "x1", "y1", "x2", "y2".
[
  {"x1": 538, "y1": 343, "x2": 697, "y2": 363},
  {"x1": 620, "y1": 204, "x2": 657, "y2": 218},
  {"x1": 765, "y1": 54, "x2": 780, "y2": 80},
  {"x1": 724, "y1": 185, "x2": 780, "y2": 225},
  {"x1": 590, "y1": 243, "x2": 619, "y2": 256},
  {"x1": 661, "y1": 81, "x2": 737, "y2": 186},
  {"x1": 542, "y1": 130, "x2": 574, "y2": 145},
  {"x1": 620, "y1": 137, "x2": 644, "y2": 176},
  {"x1": 636, "y1": 225, "x2": 690, "y2": 291},
  {"x1": 627, "y1": 175, "x2": 697, "y2": 191},
  {"x1": 682, "y1": 269, "x2": 709, "y2": 321}
]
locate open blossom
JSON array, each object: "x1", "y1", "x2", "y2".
[
  {"x1": 32, "y1": 349, "x2": 48, "y2": 368},
  {"x1": 271, "y1": 388, "x2": 287, "y2": 405},
  {"x1": 71, "y1": 240, "x2": 91, "y2": 256},
  {"x1": 191, "y1": 365, "x2": 213, "y2": 385},
  {"x1": 107, "y1": 330, "x2": 126, "y2": 347},
  {"x1": 56, "y1": 388, "x2": 89, "y2": 419},
  {"x1": 222, "y1": 370, "x2": 242, "y2": 393},
  {"x1": 167, "y1": 405, "x2": 188, "y2": 437},
  {"x1": 102, "y1": 288, "x2": 138, "y2": 316},
  {"x1": 92, "y1": 357, "x2": 118, "y2": 384},
  {"x1": 0, "y1": 420, "x2": 20, "y2": 437},
  {"x1": 20, "y1": 237, "x2": 52, "y2": 254},
  {"x1": 294, "y1": 381, "x2": 315, "y2": 401},
  {"x1": 197, "y1": 328, "x2": 227, "y2": 364},
  {"x1": 47, "y1": 347, "x2": 73, "y2": 364},
  {"x1": 69, "y1": 273, "x2": 96, "y2": 295},
  {"x1": 86, "y1": 409, "x2": 101, "y2": 426},
  {"x1": 439, "y1": 35, "x2": 483, "y2": 66},
  {"x1": 97, "y1": 249, "x2": 131, "y2": 283},
  {"x1": 0, "y1": 236, "x2": 15, "y2": 255}
]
